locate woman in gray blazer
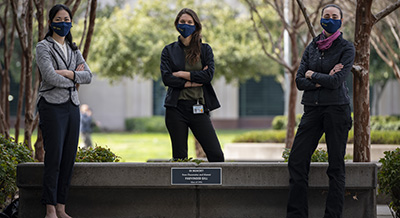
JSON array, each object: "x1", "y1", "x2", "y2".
[{"x1": 36, "y1": 4, "x2": 92, "y2": 218}]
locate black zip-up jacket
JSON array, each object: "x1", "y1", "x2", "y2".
[
  {"x1": 160, "y1": 38, "x2": 220, "y2": 111},
  {"x1": 296, "y1": 33, "x2": 355, "y2": 106}
]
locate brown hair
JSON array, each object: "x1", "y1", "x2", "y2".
[{"x1": 174, "y1": 8, "x2": 202, "y2": 65}]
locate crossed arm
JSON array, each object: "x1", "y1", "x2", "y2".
[{"x1": 172, "y1": 65, "x2": 208, "y2": 88}]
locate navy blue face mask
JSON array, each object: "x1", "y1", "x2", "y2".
[
  {"x1": 320, "y1": 18, "x2": 342, "y2": 34},
  {"x1": 177, "y1": 24, "x2": 196, "y2": 38},
  {"x1": 51, "y1": 22, "x2": 72, "y2": 37}
]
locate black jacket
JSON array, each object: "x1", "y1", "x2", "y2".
[
  {"x1": 296, "y1": 33, "x2": 355, "y2": 106},
  {"x1": 160, "y1": 38, "x2": 220, "y2": 111}
]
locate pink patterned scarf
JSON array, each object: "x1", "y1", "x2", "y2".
[{"x1": 316, "y1": 30, "x2": 341, "y2": 51}]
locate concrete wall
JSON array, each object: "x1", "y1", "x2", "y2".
[
  {"x1": 17, "y1": 162, "x2": 377, "y2": 218},
  {"x1": 378, "y1": 80, "x2": 400, "y2": 115}
]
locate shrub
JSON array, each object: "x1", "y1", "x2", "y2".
[
  {"x1": 233, "y1": 129, "x2": 400, "y2": 145},
  {"x1": 125, "y1": 116, "x2": 167, "y2": 133},
  {"x1": 0, "y1": 135, "x2": 34, "y2": 209},
  {"x1": 271, "y1": 115, "x2": 302, "y2": 130},
  {"x1": 282, "y1": 148, "x2": 352, "y2": 162},
  {"x1": 232, "y1": 130, "x2": 286, "y2": 143},
  {"x1": 371, "y1": 115, "x2": 400, "y2": 131},
  {"x1": 75, "y1": 145, "x2": 120, "y2": 162},
  {"x1": 282, "y1": 148, "x2": 328, "y2": 162},
  {"x1": 378, "y1": 148, "x2": 400, "y2": 217}
]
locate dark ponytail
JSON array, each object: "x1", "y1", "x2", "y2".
[{"x1": 45, "y1": 4, "x2": 78, "y2": 51}]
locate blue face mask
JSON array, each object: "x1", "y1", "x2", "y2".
[
  {"x1": 51, "y1": 22, "x2": 72, "y2": 37},
  {"x1": 177, "y1": 24, "x2": 196, "y2": 38},
  {"x1": 320, "y1": 18, "x2": 342, "y2": 34}
]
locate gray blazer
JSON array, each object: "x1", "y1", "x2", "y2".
[{"x1": 36, "y1": 36, "x2": 92, "y2": 105}]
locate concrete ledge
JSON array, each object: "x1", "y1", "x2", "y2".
[{"x1": 17, "y1": 162, "x2": 378, "y2": 218}]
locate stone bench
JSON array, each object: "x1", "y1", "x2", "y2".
[{"x1": 17, "y1": 162, "x2": 377, "y2": 218}]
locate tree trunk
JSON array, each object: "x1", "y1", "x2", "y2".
[
  {"x1": 285, "y1": 27, "x2": 300, "y2": 149},
  {"x1": 352, "y1": 0, "x2": 374, "y2": 162},
  {"x1": 285, "y1": 69, "x2": 298, "y2": 148},
  {"x1": 23, "y1": 0, "x2": 34, "y2": 150},
  {"x1": 82, "y1": 0, "x2": 96, "y2": 60},
  {"x1": 14, "y1": 56, "x2": 26, "y2": 143},
  {"x1": 195, "y1": 138, "x2": 206, "y2": 159},
  {"x1": 34, "y1": 127, "x2": 45, "y2": 162},
  {"x1": 0, "y1": 0, "x2": 15, "y2": 138},
  {"x1": 33, "y1": 0, "x2": 45, "y2": 161}
]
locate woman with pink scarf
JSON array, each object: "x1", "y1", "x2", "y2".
[{"x1": 286, "y1": 4, "x2": 355, "y2": 218}]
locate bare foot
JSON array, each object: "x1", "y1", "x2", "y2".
[
  {"x1": 46, "y1": 204, "x2": 58, "y2": 218},
  {"x1": 56, "y1": 212, "x2": 72, "y2": 218},
  {"x1": 56, "y1": 204, "x2": 72, "y2": 218}
]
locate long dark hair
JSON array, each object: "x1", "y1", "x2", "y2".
[
  {"x1": 174, "y1": 8, "x2": 202, "y2": 65},
  {"x1": 45, "y1": 4, "x2": 78, "y2": 51}
]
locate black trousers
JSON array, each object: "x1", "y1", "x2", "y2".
[
  {"x1": 286, "y1": 105, "x2": 352, "y2": 218},
  {"x1": 165, "y1": 100, "x2": 224, "y2": 162},
  {"x1": 38, "y1": 98, "x2": 80, "y2": 205}
]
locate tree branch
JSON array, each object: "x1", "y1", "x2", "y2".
[
  {"x1": 296, "y1": 0, "x2": 316, "y2": 37},
  {"x1": 374, "y1": 0, "x2": 400, "y2": 24},
  {"x1": 249, "y1": 10, "x2": 291, "y2": 70}
]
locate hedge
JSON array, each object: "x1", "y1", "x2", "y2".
[
  {"x1": 233, "y1": 129, "x2": 400, "y2": 144},
  {"x1": 125, "y1": 116, "x2": 167, "y2": 133}
]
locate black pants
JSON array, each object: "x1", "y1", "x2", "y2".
[
  {"x1": 165, "y1": 100, "x2": 224, "y2": 162},
  {"x1": 286, "y1": 105, "x2": 352, "y2": 218},
  {"x1": 38, "y1": 98, "x2": 80, "y2": 205}
]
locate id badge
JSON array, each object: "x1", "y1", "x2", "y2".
[{"x1": 193, "y1": 104, "x2": 204, "y2": 114}]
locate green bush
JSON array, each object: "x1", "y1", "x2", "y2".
[
  {"x1": 271, "y1": 115, "x2": 302, "y2": 130},
  {"x1": 282, "y1": 148, "x2": 328, "y2": 162},
  {"x1": 371, "y1": 115, "x2": 400, "y2": 131},
  {"x1": 125, "y1": 116, "x2": 167, "y2": 133},
  {"x1": 282, "y1": 148, "x2": 352, "y2": 162},
  {"x1": 75, "y1": 145, "x2": 120, "y2": 162},
  {"x1": 232, "y1": 130, "x2": 287, "y2": 143},
  {"x1": 0, "y1": 135, "x2": 34, "y2": 208},
  {"x1": 233, "y1": 129, "x2": 400, "y2": 145},
  {"x1": 378, "y1": 148, "x2": 400, "y2": 217}
]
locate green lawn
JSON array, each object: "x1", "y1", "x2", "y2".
[
  {"x1": 10, "y1": 129, "x2": 249, "y2": 162},
  {"x1": 90, "y1": 129, "x2": 247, "y2": 162}
]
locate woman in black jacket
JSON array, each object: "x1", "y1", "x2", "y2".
[
  {"x1": 286, "y1": 4, "x2": 355, "y2": 218},
  {"x1": 160, "y1": 8, "x2": 224, "y2": 162}
]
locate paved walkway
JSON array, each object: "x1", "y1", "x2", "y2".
[{"x1": 378, "y1": 204, "x2": 393, "y2": 218}]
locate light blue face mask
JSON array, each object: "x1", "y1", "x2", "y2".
[
  {"x1": 320, "y1": 18, "x2": 342, "y2": 34},
  {"x1": 51, "y1": 22, "x2": 72, "y2": 37},
  {"x1": 177, "y1": 24, "x2": 196, "y2": 38}
]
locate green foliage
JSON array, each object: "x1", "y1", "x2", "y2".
[
  {"x1": 282, "y1": 148, "x2": 328, "y2": 162},
  {"x1": 370, "y1": 131, "x2": 400, "y2": 144},
  {"x1": 282, "y1": 148, "x2": 352, "y2": 162},
  {"x1": 232, "y1": 130, "x2": 286, "y2": 143},
  {"x1": 74, "y1": 0, "x2": 280, "y2": 83},
  {"x1": 170, "y1": 157, "x2": 204, "y2": 165},
  {"x1": 0, "y1": 135, "x2": 34, "y2": 208},
  {"x1": 371, "y1": 115, "x2": 400, "y2": 131},
  {"x1": 378, "y1": 148, "x2": 400, "y2": 217},
  {"x1": 271, "y1": 114, "x2": 302, "y2": 130},
  {"x1": 233, "y1": 129, "x2": 400, "y2": 145},
  {"x1": 125, "y1": 116, "x2": 167, "y2": 133},
  {"x1": 75, "y1": 146, "x2": 120, "y2": 162}
]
